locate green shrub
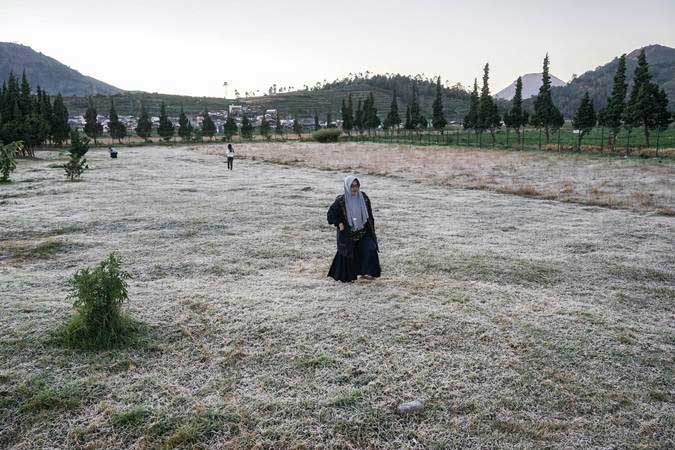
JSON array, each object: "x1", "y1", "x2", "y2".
[
  {"x1": 58, "y1": 252, "x2": 141, "y2": 350},
  {"x1": 63, "y1": 131, "x2": 89, "y2": 181},
  {"x1": 0, "y1": 141, "x2": 21, "y2": 182},
  {"x1": 312, "y1": 128, "x2": 341, "y2": 143}
]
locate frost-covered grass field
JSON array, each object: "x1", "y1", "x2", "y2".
[
  {"x1": 1, "y1": 145, "x2": 674, "y2": 449},
  {"x1": 212, "y1": 142, "x2": 675, "y2": 215}
]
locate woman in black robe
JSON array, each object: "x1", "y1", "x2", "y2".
[{"x1": 327, "y1": 176, "x2": 381, "y2": 282}]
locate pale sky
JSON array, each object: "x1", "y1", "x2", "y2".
[{"x1": 1, "y1": 0, "x2": 674, "y2": 98}]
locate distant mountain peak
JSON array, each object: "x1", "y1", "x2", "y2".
[
  {"x1": 0, "y1": 42, "x2": 122, "y2": 96},
  {"x1": 495, "y1": 73, "x2": 566, "y2": 101}
]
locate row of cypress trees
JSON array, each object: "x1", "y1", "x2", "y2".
[
  {"x1": 0, "y1": 71, "x2": 70, "y2": 156},
  {"x1": 495, "y1": 51, "x2": 672, "y2": 148}
]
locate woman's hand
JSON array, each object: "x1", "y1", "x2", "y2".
[{"x1": 339, "y1": 223, "x2": 345, "y2": 231}]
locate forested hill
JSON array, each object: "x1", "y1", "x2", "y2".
[
  {"x1": 61, "y1": 75, "x2": 475, "y2": 121},
  {"x1": 0, "y1": 42, "x2": 123, "y2": 96},
  {"x1": 549, "y1": 44, "x2": 675, "y2": 118},
  {"x1": 239, "y1": 74, "x2": 473, "y2": 121}
]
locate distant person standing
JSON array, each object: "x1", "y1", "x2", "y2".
[{"x1": 226, "y1": 144, "x2": 234, "y2": 170}]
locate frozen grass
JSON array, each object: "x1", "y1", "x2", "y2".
[
  {"x1": 206, "y1": 141, "x2": 675, "y2": 214},
  {"x1": 0, "y1": 145, "x2": 673, "y2": 449}
]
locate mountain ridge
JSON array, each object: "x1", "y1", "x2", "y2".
[{"x1": 0, "y1": 42, "x2": 123, "y2": 96}]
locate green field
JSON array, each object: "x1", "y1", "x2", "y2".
[{"x1": 345, "y1": 124, "x2": 675, "y2": 153}]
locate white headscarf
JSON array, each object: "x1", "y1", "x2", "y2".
[{"x1": 343, "y1": 175, "x2": 369, "y2": 231}]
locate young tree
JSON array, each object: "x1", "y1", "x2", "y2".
[
  {"x1": 108, "y1": 100, "x2": 126, "y2": 143},
  {"x1": 201, "y1": 110, "x2": 216, "y2": 140},
  {"x1": 531, "y1": 54, "x2": 563, "y2": 143},
  {"x1": 599, "y1": 54, "x2": 627, "y2": 148},
  {"x1": 240, "y1": 116, "x2": 253, "y2": 139},
  {"x1": 431, "y1": 76, "x2": 447, "y2": 132},
  {"x1": 260, "y1": 114, "x2": 271, "y2": 140},
  {"x1": 135, "y1": 102, "x2": 153, "y2": 142},
  {"x1": 223, "y1": 116, "x2": 238, "y2": 140},
  {"x1": 477, "y1": 63, "x2": 501, "y2": 144},
  {"x1": 572, "y1": 92, "x2": 597, "y2": 149},
  {"x1": 178, "y1": 107, "x2": 193, "y2": 141},
  {"x1": 326, "y1": 112, "x2": 333, "y2": 129},
  {"x1": 0, "y1": 141, "x2": 22, "y2": 182},
  {"x1": 463, "y1": 78, "x2": 479, "y2": 132},
  {"x1": 384, "y1": 90, "x2": 401, "y2": 131},
  {"x1": 292, "y1": 116, "x2": 303, "y2": 137},
  {"x1": 84, "y1": 96, "x2": 102, "y2": 144},
  {"x1": 342, "y1": 94, "x2": 354, "y2": 135},
  {"x1": 51, "y1": 93, "x2": 71, "y2": 146},
  {"x1": 64, "y1": 130, "x2": 89, "y2": 181},
  {"x1": 157, "y1": 102, "x2": 175, "y2": 141}
]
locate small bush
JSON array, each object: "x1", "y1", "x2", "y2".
[
  {"x1": 312, "y1": 128, "x2": 341, "y2": 143},
  {"x1": 58, "y1": 252, "x2": 141, "y2": 350}
]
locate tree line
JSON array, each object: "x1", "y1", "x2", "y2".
[
  {"x1": 469, "y1": 51, "x2": 672, "y2": 149},
  {"x1": 0, "y1": 71, "x2": 70, "y2": 156}
]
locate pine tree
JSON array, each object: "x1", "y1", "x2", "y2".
[
  {"x1": 654, "y1": 87, "x2": 673, "y2": 133},
  {"x1": 384, "y1": 90, "x2": 401, "y2": 130},
  {"x1": 463, "y1": 79, "x2": 479, "y2": 132},
  {"x1": 572, "y1": 92, "x2": 597, "y2": 148},
  {"x1": 531, "y1": 54, "x2": 563, "y2": 143},
  {"x1": 599, "y1": 54, "x2": 627, "y2": 148},
  {"x1": 354, "y1": 100, "x2": 363, "y2": 132},
  {"x1": 624, "y1": 49, "x2": 660, "y2": 146},
  {"x1": 178, "y1": 106, "x2": 193, "y2": 141},
  {"x1": 409, "y1": 84, "x2": 421, "y2": 130},
  {"x1": 240, "y1": 115, "x2": 253, "y2": 139},
  {"x1": 51, "y1": 94, "x2": 71, "y2": 146},
  {"x1": 477, "y1": 63, "x2": 501, "y2": 144},
  {"x1": 108, "y1": 100, "x2": 126, "y2": 143},
  {"x1": 84, "y1": 97, "x2": 102, "y2": 144},
  {"x1": 18, "y1": 71, "x2": 32, "y2": 119},
  {"x1": 363, "y1": 92, "x2": 380, "y2": 131},
  {"x1": 135, "y1": 102, "x2": 153, "y2": 142},
  {"x1": 341, "y1": 96, "x2": 354, "y2": 135},
  {"x1": 504, "y1": 76, "x2": 527, "y2": 141},
  {"x1": 223, "y1": 116, "x2": 238, "y2": 140},
  {"x1": 201, "y1": 110, "x2": 216, "y2": 140},
  {"x1": 404, "y1": 105, "x2": 412, "y2": 130},
  {"x1": 292, "y1": 117, "x2": 303, "y2": 137},
  {"x1": 431, "y1": 76, "x2": 447, "y2": 132},
  {"x1": 157, "y1": 102, "x2": 174, "y2": 141}
]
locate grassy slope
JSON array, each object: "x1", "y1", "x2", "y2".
[{"x1": 0, "y1": 146, "x2": 673, "y2": 449}]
